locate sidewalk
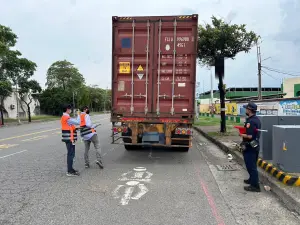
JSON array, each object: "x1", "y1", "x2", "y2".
[{"x1": 193, "y1": 116, "x2": 300, "y2": 215}]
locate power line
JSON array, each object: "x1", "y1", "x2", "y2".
[
  {"x1": 261, "y1": 70, "x2": 281, "y2": 81},
  {"x1": 257, "y1": 45, "x2": 262, "y2": 100},
  {"x1": 263, "y1": 66, "x2": 300, "y2": 74},
  {"x1": 262, "y1": 66, "x2": 300, "y2": 77}
]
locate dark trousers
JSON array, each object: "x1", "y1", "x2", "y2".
[
  {"x1": 243, "y1": 149, "x2": 259, "y2": 188},
  {"x1": 66, "y1": 142, "x2": 75, "y2": 172}
]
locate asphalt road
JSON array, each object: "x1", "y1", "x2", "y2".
[{"x1": 0, "y1": 114, "x2": 299, "y2": 225}]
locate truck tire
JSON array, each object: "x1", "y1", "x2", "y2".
[
  {"x1": 124, "y1": 145, "x2": 138, "y2": 151},
  {"x1": 179, "y1": 147, "x2": 189, "y2": 152}
]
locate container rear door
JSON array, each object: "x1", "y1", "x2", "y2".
[
  {"x1": 153, "y1": 18, "x2": 197, "y2": 118},
  {"x1": 112, "y1": 20, "x2": 154, "y2": 116},
  {"x1": 112, "y1": 16, "x2": 197, "y2": 119}
]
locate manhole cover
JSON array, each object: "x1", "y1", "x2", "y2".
[{"x1": 216, "y1": 164, "x2": 238, "y2": 171}]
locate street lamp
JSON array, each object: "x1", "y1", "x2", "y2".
[
  {"x1": 103, "y1": 86, "x2": 108, "y2": 112},
  {"x1": 72, "y1": 90, "x2": 77, "y2": 117},
  {"x1": 72, "y1": 87, "x2": 81, "y2": 117},
  {"x1": 15, "y1": 80, "x2": 21, "y2": 124}
]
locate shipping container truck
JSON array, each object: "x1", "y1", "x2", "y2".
[{"x1": 110, "y1": 14, "x2": 198, "y2": 152}]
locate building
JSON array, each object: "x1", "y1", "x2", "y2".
[
  {"x1": 199, "y1": 87, "x2": 283, "y2": 100},
  {"x1": 1, "y1": 89, "x2": 40, "y2": 119},
  {"x1": 198, "y1": 87, "x2": 283, "y2": 114},
  {"x1": 282, "y1": 77, "x2": 300, "y2": 98}
]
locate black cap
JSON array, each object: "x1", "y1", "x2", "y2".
[{"x1": 243, "y1": 102, "x2": 257, "y2": 111}]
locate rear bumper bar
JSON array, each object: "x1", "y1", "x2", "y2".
[
  {"x1": 111, "y1": 135, "x2": 192, "y2": 148},
  {"x1": 111, "y1": 142, "x2": 191, "y2": 148}
]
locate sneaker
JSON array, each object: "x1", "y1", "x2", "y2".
[
  {"x1": 72, "y1": 169, "x2": 80, "y2": 175},
  {"x1": 244, "y1": 179, "x2": 250, "y2": 185},
  {"x1": 85, "y1": 163, "x2": 90, "y2": 168},
  {"x1": 244, "y1": 185, "x2": 261, "y2": 192},
  {"x1": 66, "y1": 171, "x2": 79, "y2": 177},
  {"x1": 96, "y1": 160, "x2": 104, "y2": 169}
]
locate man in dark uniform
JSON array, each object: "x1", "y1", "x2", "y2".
[{"x1": 240, "y1": 102, "x2": 261, "y2": 192}]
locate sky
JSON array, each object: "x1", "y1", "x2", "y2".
[{"x1": 1, "y1": 0, "x2": 300, "y2": 93}]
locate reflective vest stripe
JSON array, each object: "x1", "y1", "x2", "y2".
[
  {"x1": 61, "y1": 115, "x2": 77, "y2": 142},
  {"x1": 62, "y1": 132, "x2": 78, "y2": 141},
  {"x1": 79, "y1": 113, "x2": 95, "y2": 137}
]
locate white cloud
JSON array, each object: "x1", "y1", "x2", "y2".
[{"x1": 0, "y1": 0, "x2": 299, "y2": 91}]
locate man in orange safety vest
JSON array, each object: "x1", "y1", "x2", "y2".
[{"x1": 61, "y1": 104, "x2": 80, "y2": 176}]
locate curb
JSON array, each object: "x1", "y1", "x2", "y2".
[
  {"x1": 0, "y1": 119, "x2": 57, "y2": 128},
  {"x1": 257, "y1": 159, "x2": 300, "y2": 187},
  {"x1": 193, "y1": 126, "x2": 300, "y2": 215}
]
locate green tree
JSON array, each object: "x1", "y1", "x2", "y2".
[
  {"x1": 77, "y1": 86, "x2": 91, "y2": 109},
  {"x1": 0, "y1": 24, "x2": 40, "y2": 123},
  {"x1": 46, "y1": 60, "x2": 85, "y2": 90},
  {"x1": 0, "y1": 25, "x2": 19, "y2": 124},
  {"x1": 197, "y1": 16, "x2": 259, "y2": 132},
  {"x1": 18, "y1": 78, "x2": 42, "y2": 122},
  {"x1": 39, "y1": 87, "x2": 73, "y2": 116},
  {"x1": 197, "y1": 16, "x2": 260, "y2": 67},
  {"x1": 39, "y1": 85, "x2": 111, "y2": 115},
  {"x1": 0, "y1": 25, "x2": 18, "y2": 48},
  {"x1": 0, "y1": 80, "x2": 13, "y2": 123}
]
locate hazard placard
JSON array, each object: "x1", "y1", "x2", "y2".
[
  {"x1": 137, "y1": 65, "x2": 144, "y2": 71},
  {"x1": 119, "y1": 62, "x2": 130, "y2": 74},
  {"x1": 137, "y1": 74, "x2": 144, "y2": 80}
]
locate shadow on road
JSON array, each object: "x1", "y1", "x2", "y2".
[{"x1": 112, "y1": 145, "x2": 191, "y2": 165}]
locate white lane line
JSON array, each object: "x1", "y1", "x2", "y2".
[{"x1": 0, "y1": 150, "x2": 28, "y2": 159}]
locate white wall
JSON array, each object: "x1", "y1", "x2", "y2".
[
  {"x1": 199, "y1": 98, "x2": 221, "y2": 104},
  {"x1": 2, "y1": 90, "x2": 40, "y2": 119},
  {"x1": 283, "y1": 77, "x2": 300, "y2": 98}
]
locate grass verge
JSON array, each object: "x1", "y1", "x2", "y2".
[
  {"x1": 4, "y1": 115, "x2": 60, "y2": 123},
  {"x1": 194, "y1": 116, "x2": 244, "y2": 126}
]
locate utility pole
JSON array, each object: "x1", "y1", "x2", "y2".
[
  {"x1": 195, "y1": 82, "x2": 200, "y2": 119},
  {"x1": 72, "y1": 90, "x2": 76, "y2": 117},
  {"x1": 16, "y1": 80, "x2": 21, "y2": 124},
  {"x1": 257, "y1": 45, "x2": 262, "y2": 100},
  {"x1": 210, "y1": 67, "x2": 213, "y2": 106}
]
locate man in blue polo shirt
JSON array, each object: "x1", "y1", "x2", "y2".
[{"x1": 240, "y1": 102, "x2": 261, "y2": 192}]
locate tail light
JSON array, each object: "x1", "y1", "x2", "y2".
[
  {"x1": 113, "y1": 126, "x2": 128, "y2": 133},
  {"x1": 175, "y1": 128, "x2": 192, "y2": 135}
]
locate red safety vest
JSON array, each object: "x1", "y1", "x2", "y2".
[
  {"x1": 79, "y1": 113, "x2": 96, "y2": 137},
  {"x1": 61, "y1": 114, "x2": 77, "y2": 142}
]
